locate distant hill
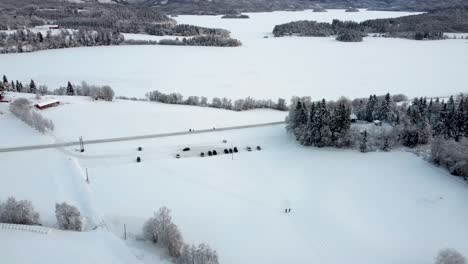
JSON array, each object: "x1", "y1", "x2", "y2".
[
  {"x1": 135, "y1": 0, "x2": 468, "y2": 14},
  {"x1": 1, "y1": 0, "x2": 467, "y2": 15}
]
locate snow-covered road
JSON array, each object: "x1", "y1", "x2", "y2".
[{"x1": 0, "y1": 121, "x2": 285, "y2": 153}]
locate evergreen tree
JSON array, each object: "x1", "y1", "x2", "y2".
[
  {"x1": 17, "y1": 82, "x2": 24, "y2": 93},
  {"x1": 433, "y1": 103, "x2": 448, "y2": 137},
  {"x1": 2, "y1": 75, "x2": 7, "y2": 84},
  {"x1": 331, "y1": 103, "x2": 351, "y2": 146},
  {"x1": 301, "y1": 102, "x2": 316, "y2": 146},
  {"x1": 11, "y1": 81, "x2": 15, "y2": 92},
  {"x1": 359, "y1": 130, "x2": 368, "y2": 153},
  {"x1": 365, "y1": 95, "x2": 377, "y2": 122},
  {"x1": 378, "y1": 93, "x2": 392, "y2": 122},
  {"x1": 29, "y1": 79, "x2": 37, "y2": 94},
  {"x1": 454, "y1": 97, "x2": 465, "y2": 141},
  {"x1": 66, "y1": 81, "x2": 75, "y2": 96},
  {"x1": 312, "y1": 99, "x2": 332, "y2": 147}
]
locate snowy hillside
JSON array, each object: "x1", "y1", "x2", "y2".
[{"x1": 1, "y1": 94, "x2": 467, "y2": 263}]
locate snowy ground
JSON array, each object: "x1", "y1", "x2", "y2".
[
  {"x1": 1, "y1": 95, "x2": 468, "y2": 263},
  {"x1": 0, "y1": 93, "x2": 287, "y2": 143},
  {"x1": 1, "y1": 10, "x2": 467, "y2": 100}
]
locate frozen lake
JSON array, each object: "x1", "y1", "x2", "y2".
[{"x1": 1, "y1": 9, "x2": 467, "y2": 100}]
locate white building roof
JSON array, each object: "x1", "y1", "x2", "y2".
[{"x1": 36, "y1": 100, "x2": 59, "y2": 108}]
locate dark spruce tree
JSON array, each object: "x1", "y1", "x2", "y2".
[
  {"x1": 359, "y1": 130, "x2": 368, "y2": 153},
  {"x1": 29, "y1": 80, "x2": 37, "y2": 94},
  {"x1": 66, "y1": 82, "x2": 75, "y2": 96},
  {"x1": 294, "y1": 101, "x2": 308, "y2": 141}
]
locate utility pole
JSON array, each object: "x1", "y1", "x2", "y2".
[
  {"x1": 79, "y1": 136, "x2": 85, "y2": 152},
  {"x1": 86, "y1": 168, "x2": 89, "y2": 184},
  {"x1": 124, "y1": 224, "x2": 127, "y2": 240}
]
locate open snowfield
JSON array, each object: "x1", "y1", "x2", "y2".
[
  {"x1": 1, "y1": 10, "x2": 467, "y2": 100},
  {"x1": 1, "y1": 94, "x2": 468, "y2": 263}
]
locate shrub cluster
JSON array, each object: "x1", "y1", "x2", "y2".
[
  {"x1": 9, "y1": 98, "x2": 54, "y2": 133},
  {"x1": 146, "y1": 90, "x2": 288, "y2": 112},
  {"x1": 143, "y1": 207, "x2": 219, "y2": 263}
]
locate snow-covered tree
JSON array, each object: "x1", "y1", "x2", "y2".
[
  {"x1": 435, "y1": 248, "x2": 466, "y2": 264},
  {"x1": 0, "y1": 197, "x2": 40, "y2": 225},
  {"x1": 10, "y1": 98, "x2": 54, "y2": 133},
  {"x1": 178, "y1": 243, "x2": 219, "y2": 264},
  {"x1": 55, "y1": 202, "x2": 83, "y2": 231},
  {"x1": 143, "y1": 206, "x2": 184, "y2": 258}
]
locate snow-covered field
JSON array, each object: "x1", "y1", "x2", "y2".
[
  {"x1": 1, "y1": 94, "x2": 468, "y2": 264},
  {"x1": 1, "y1": 10, "x2": 467, "y2": 100}
]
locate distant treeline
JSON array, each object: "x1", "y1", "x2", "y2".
[
  {"x1": 0, "y1": 75, "x2": 115, "y2": 101},
  {"x1": 141, "y1": 90, "x2": 288, "y2": 112},
  {"x1": 273, "y1": 8, "x2": 468, "y2": 40},
  {"x1": 0, "y1": 29, "x2": 124, "y2": 54}
]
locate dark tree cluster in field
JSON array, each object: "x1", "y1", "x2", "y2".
[
  {"x1": 273, "y1": 20, "x2": 334, "y2": 37},
  {"x1": 345, "y1": 7, "x2": 360, "y2": 12},
  {"x1": 273, "y1": 8, "x2": 468, "y2": 40},
  {"x1": 146, "y1": 90, "x2": 287, "y2": 111},
  {"x1": 221, "y1": 14, "x2": 250, "y2": 19},
  {"x1": 287, "y1": 98, "x2": 352, "y2": 148},
  {"x1": 145, "y1": 24, "x2": 230, "y2": 37},
  {"x1": 286, "y1": 93, "x2": 468, "y2": 178},
  {"x1": 0, "y1": 28, "x2": 124, "y2": 54},
  {"x1": 158, "y1": 35, "x2": 241, "y2": 47},
  {"x1": 335, "y1": 30, "x2": 363, "y2": 42}
]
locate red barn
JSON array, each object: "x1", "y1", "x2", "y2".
[{"x1": 35, "y1": 100, "x2": 60, "y2": 110}]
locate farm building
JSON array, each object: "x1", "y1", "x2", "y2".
[
  {"x1": 373, "y1": 120, "x2": 382, "y2": 126},
  {"x1": 35, "y1": 100, "x2": 60, "y2": 110},
  {"x1": 349, "y1": 113, "x2": 357, "y2": 122}
]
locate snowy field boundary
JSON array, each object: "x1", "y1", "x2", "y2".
[
  {"x1": 0, "y1": 121, "x2": 285, "y2": 153},
  {"x1": 0, "y1": 223, "x2": 51, "y2": 235}
]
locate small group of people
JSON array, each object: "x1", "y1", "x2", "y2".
[{"x1": 284, "y1": 208, "x2": 292, "y2": 213}]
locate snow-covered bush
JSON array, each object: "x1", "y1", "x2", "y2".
[
  {"x1": 0, "y1": 197, "x2": 40, "y2": 225},
  {"x1": 9, "y1": 98, "x2": 54, "y2": 133},
  {"x1": 431, "y1": 137, "x2": 468, "y2": 178},
  {"x1": 75, "y1": 82, "x2": 115, "y2": 101},
  {"x1": 435, "y1": 248, "x2": 466, "y2": 264},
  {"x1": 143, "y1": 206, "x2": 184, "y2": 257},
  {"x1": 55, "y1": 202, "x2": 83, "y2": 231},
  {"x1": 177, "y1": 243, "x2": 219, "y2": 264}
]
